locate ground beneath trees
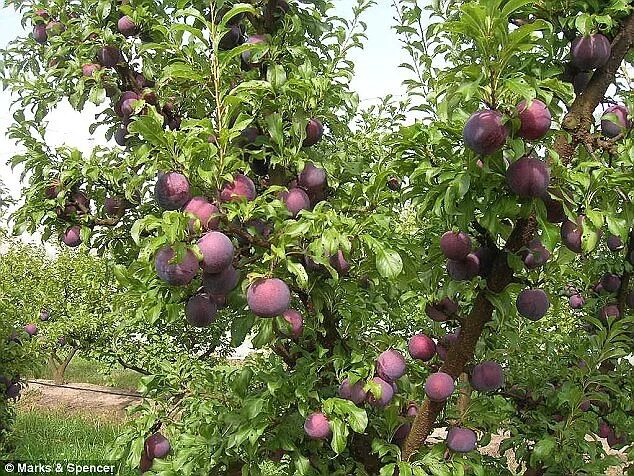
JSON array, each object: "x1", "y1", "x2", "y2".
[
  {"x1": 19, "y1": 379, "x2": 141, "y2": 420},
  {"x1": 16, "y1": 380, "x2": 627, "y2": 474}
]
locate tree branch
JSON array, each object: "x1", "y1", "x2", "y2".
[{"x1": 116, "y1": 357, "x2": 151, "y2": 376}]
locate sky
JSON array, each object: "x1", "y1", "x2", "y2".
[{"x1": 0, "y1": 2, "x2": 411, "y2": 208}]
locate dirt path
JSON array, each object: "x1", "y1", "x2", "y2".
[{"x1": 18, "y1": 379, "x2": 142, "y2": 419}]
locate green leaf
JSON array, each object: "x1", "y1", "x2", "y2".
[{"x1": 330, "y1": 418, "x2": 349, "y2": 455}]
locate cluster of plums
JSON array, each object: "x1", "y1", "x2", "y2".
[
  {"x1": 152, "y1": 159, "x2": 328, "y2": 334},
  {"x1": 304, "y1": 329, "x2": 505, "y2": 454}
]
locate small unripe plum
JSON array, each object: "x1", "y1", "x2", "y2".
[
  {"x1": 45, "y1": 21, "x2": 65, "y2": 37},
  {"x1": 247, "y1": 278, "x2": 291, "y2": 317},
  {"x1": 470, "y1": 361, "x2": 504, "y2": 391},
  {"x1": 408, "y1": 334, "x2": 436, "y2": 361},
  {"x1": 516, "y1": 288, "x2": 550, "y2": 321},
  {"x1": 598, "y1": 304, "x2": 620, "y2": 322},
  {"x1": 62, "y1": 226, "x2": 82, "y2": 247},
  {"x1": 376, "y1": 349, "x2": 406, "y2": 382},
  {"x1": 97, "y1": 46, "x2": 121, "y2": 68},
  {"x1": 144, "y1": 432, "x2": 170, "y2": 459},
  {"x1": 424, "y1": 372, "x2": 455, "y2": 402},
  {"x1": 440, "y1": 230, "x2": 471, "y2": 260},
  {"x1": 202, "y1": 265, "x2": 239, "y2": 297},
  {"x1": 241, "y1": 35, "x2": 267, "y2": 69},
  {"x1": 600, "y1": 273, "x2": 621, "y2": 293},
  {"x1": 280, "y1": 309, "x2": 303, "y2": 339},
  {"x1": 154, "y1": 172, "x2": 191, "y2": 210},
  {"x1": 220, "y1": 174, "x2": 256, "y2": 202},
  {"x1": 118, "y1": 16, "x2": 138, "y2": 37},
  {"x1": 447, "y1": 253, "x2": 480, "y2": 281},
  {"x1": 219, "y1": 24, "x2": 244, "y2": 50},
  {"x1": 506, "y1": 156, "x2": 550, "y2": 198},
  {"x1": 463, "y1": 110, "x2": 508, "y2": 155},
  {"x1": 142, "y1": 89, "x2": 158, "y2": 105},
  {"x1": 601, "y1": 105, "x2": 629, "y2": 138},
  {"x1": 183, "y1": 196, "x2": 220, "y2": 232},
  {"x1": 298, "y1": 162, "x2": 327, "y2": 192},
  {"x1": 304, "y1": 412, "x2": 331, "y2": 440},
  {"x1": 573, "y1": 71, "x2": 592, "y2": 95},
  {"x1": 569, "y1": 294, "x2": 585, "y2": 309},
  {"x1": 329, "y1": 250, "x2": 350, "y2": 276},
  {"x1": 606, "y1": 235, "x2": 623, "y2": 251},
  {"x1": 282, "y1": 188, "x2": 310, "y2": 217},
  {"x1": 303, "y1": 118, "x2": 324, "y2": 147},
  {"x1": 24, "y1": 324, "x2": 38, "y2": 337},
  {"x1": 579, "y1": 399, "x2": 591, "y2": 412},
  {"x1": 104, "y1": 196, "x2": 129, "y2": 217},
  {"x1": 197, "y1": 231, "x2": 234, "y2": 273},
  {"x1": 82, "y1": 63, "x2": 101, "y2": 77},
  {"x1": 185, "y1": 294, "x2": 217, "y2": 327},
  {"x1": 571, "y1": 34, "x2": 611, "y2": 71},
  {"x1": 446, "y1": 427, "x2": 477, "y2": 453},
  {"x1": 392, "y1": 423, "x2": 411, "y2": 445},
  {"x1": 517, "y1": 99, "x2": 551, "y2": 140},
  {"x1": 523, "y1": 239, "x2": 550, "y2": 269},
  {"x1": 366, "y1": 376, "x2": 394, "y2": 407},
  {"x1": 338, "y1": 378, "x2": 367, "y2": 404},
  {"x1": 561, "y1": 219, "x2": 583, "y2": 253},
  {"x1": 154, "y1": 246, "x2": 199, "y2": 286}
]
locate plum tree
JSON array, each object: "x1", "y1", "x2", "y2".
[
  {"x1": 424, "y1": 372, "x2": 455, "y2": 402},
  {"x1": 375, "y1": 349, "x2": 406, "y2": 382},
  {"x1": 246, "y1": 278, "x2": 290, "y2": 317},
  {"x1": 154, "y1": 172, "x2": 191, "y2": 210},
  {"x1": 601, "y1": 104, "x2": 629, "y2": 138},
  {"x1": 338, "y1": 378, "x2": 367, "y2": 405},
  {"x1": 445, "y1": 427, "x2": 477, "y2": 453},
  {"x1": 185, "y1": 294, "x2": 217, "y2": 328},
  {"x1": 439, "y1": 230, "x2": 471, "y2": 260},
  {"x1": 571, "y1": 34, "x2": 611, "y2": 71},
  {"x1": 516, "y1": 99, "x2": 551, "y2": 140},
  {"x1": 516, "y1": 288, "x2": 550, "y2": 321},
  {"x1": 219, "y1": 174, "x2": 256, "y2": 202},
  {"x1": 197, "y1": 231, "x2": 234, "y2": 273},
  {"x1": 154, "y1": 246, "x2": 199, "y2": 286},
  {"x1": 462, "y1": 110, "x2": 508, "y2": 155},
  {"x1": 470, "y1": 361, "x2": 504, "y2": 391},
  {"x1": 366, "y1": 377, "x2": 394, "y2": 407},
  {"x1": 506, "y1": 156, "x2": 550, "y2": 198},
  {"x1": 304, "y1": 412, "x2": 331, "y2": 440},
  {"x1": 408, "y1": 334, "x2": 436, "y2": 361}
]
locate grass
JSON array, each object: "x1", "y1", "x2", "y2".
[
  {"x1": 8, "y1": 408, "x2": 122, "y2": 461},
  {"x1": 29, "y1": 357, "x2": 142, "y2": 391}
]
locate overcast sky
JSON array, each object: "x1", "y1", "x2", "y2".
[{"x1": 0, "y1": 2, "x2": 409, "y2": 205}]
